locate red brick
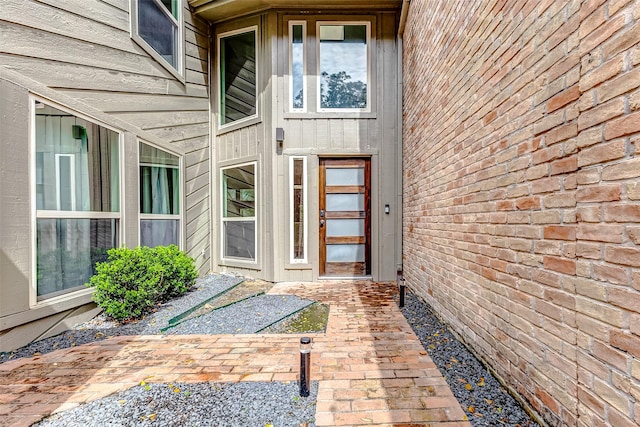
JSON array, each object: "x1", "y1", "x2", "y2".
[
  {"x1": 577, "y1": 224, "x2": 623, "y2": 243},
  {"x1": 578, "y1": 140, "x2": 626, "y2": 167},
  {"x1": 604, "y1": 204, "x2": 640, "y2": 222},
  {"x1": 550, "y1": 156, "x2": 578, "y2": 175},
  {"x1": 605, "y1": 246, "x2": 640, "y2": 267},
  {"x1": 576, "y1": 184, "x2": 622, "y2": 202},
  {"x1": 610, "y1": 330, "x2": 640, "y2": 358},
  {"x1": 543, "y1": 256, "x2": 577, "y2": 275},
  {"x1": 544, "y1": 226, "x2": 576, "y2": 241},
  {"x1": 548, "y1": 85, "x2": 581, "y2": 113},
  {"x1": 605, "y1": 111, "x2": 640, "y2": 140}
]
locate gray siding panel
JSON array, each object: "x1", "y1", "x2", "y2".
[{"x1": 0, "y1": 0, "x2": 211, "y2": 349}]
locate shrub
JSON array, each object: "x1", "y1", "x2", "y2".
[{"x1": 87, "y1": 245, "x2": 198, "y2": 320}]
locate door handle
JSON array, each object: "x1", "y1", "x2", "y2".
[{"x1": 320, "y1": 220, "x2": 325, "y2": 227}]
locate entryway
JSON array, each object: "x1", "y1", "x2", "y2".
[{"x1": 318, "y1": 158, "x2": 371, "y2": 277}]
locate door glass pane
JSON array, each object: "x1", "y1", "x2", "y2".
[
  {"x1": 326, "y1": 219, "x2": 364, "y2": 237},
  {"x1": 319, "y1": 24, "x2": 368, "y2": 109},
  {"x1": 325, "y1": 168, "x2": 364, "y2": 186},
  {"x1": 37, "y1": 218, "x2": 118, "y2": 298},
  {"x1": 326, "y1": 194, "x2": 364, "y2": 211},
  {"x1": 224, "y1": 221, "x2": 256, "y2": 259},
  {"x1": 140, "y1": 219, "x2": 179, "y2": 247},
  {"x1": 326, "y1": 244, "x2": 365, "y2": 262}
]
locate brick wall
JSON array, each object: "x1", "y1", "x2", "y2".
[{"x1": 402, "y1": 0, "x2": 640, "y2": 426}]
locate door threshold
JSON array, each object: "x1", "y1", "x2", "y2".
[{"x1": 318, "y1": 276, "x2": 373, "y2": 281}]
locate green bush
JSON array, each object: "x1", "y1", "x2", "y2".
[{"x1": 87, "y1": 245, "x2": 198, "y2": 320}]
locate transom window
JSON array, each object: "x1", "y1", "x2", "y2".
[
  {"x1": 131, "y1": 0, "x2": 183, "y2": 78},
  {"x1": 34, "y1": 101, "x2": 120, "y2": 301},
  {"x1": 318, "y1": 22, "x2": 370, "y2": 111},
  {"x1": 218, "y1": 28, "x2": 258, "y2": 127}
]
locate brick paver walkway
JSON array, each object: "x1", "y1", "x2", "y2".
[{"x1": 0, "y1": 281, "x2": 470, "y2": 427}]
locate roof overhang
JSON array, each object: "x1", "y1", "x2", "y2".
[{"x1": 189, "y1": 0, "x2": 403, "y2": 23}]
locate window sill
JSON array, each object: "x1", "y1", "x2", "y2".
[
  {"x1": 218, "y1": 258, "x2": 261, "y2": 271},
  {"x1": 217, "y1": 116, "x2": 262, "y2": 135},
  {"x1": 285, "y1": 263, "x2": 313, "y2": 270}
]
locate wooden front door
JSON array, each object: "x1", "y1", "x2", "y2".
[{"x1": 319, "y1": 158, "x2": 371, "y2": 277}]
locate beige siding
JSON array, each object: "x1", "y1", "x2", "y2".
[
  {"x1": 0, "y1": 0, "x2": 211, "y2": 350},
  {"x1": 270, "y1": 11, "x2": 400, "y2": 282}
]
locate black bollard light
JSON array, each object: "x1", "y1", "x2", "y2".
[
  {"x1": 299, "y1": 337, "x2": 312, "y2": 397},
  {"x1": 399, "y1": 278, "x2": 406, "y2": 308}
]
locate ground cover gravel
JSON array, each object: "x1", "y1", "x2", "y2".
[
  {"x1": 401, "y1": 290, "x2": 541, "y2": 427},
  {"x1": 34, "y1": 381, "x2": 318, "y2": 427},
  {"x1": 0, "y1": 274, "x2": 243, "y2": 363},
  {"x1": 166, "y1": 294, "x2": 314, "y2": 335}
]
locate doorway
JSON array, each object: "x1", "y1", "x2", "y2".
[{"x1": 319, "y1": 158, "x2": 371, "y2": 277}]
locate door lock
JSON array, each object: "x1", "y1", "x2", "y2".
[
  {"x1": 320, "y1": 210, "x2": 325, "y2": 218},
  {"x1": 320, "y1": 220, "x2": 325, "y2": 227}
]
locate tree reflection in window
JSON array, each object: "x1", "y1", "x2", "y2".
[{"x1": 319, "y1": 24, "x2": 368, "y2": 109}]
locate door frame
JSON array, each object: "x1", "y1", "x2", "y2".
[{"x1": 318, "y1": 157, "x2": 371, "y2": 277}]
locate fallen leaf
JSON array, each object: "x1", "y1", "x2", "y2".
[
  {"x1": 148, "y1": 414, "x2": 157, "y2": 421},
  {"x1": 468, "y1": 405, "x2": 475, "y2": 413},
  {"x1": 450, "y1": 356, "x2": 459, "y2": 364},
  {"x1": 477, "y1": 377, "x2": 485, "y2": 386},
  {"x1": 465, "y1": 383, "x2": 473, "y2": 391}
]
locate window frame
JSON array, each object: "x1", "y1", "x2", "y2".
[
  {"x1": 316, "y1": 21, "x2": 372, "y2": 113},
  {"x1": 30, "y1": 96, "x2": 123, "y2": 307},
  {"x1": 217, "y1": 26, "x2": 259, "y2": 130},
  {"x1": 138, "y1": 141, "x2": 184, "y2": 249},
  {"x1": 289, "y1": 21, "x2": 307, "y2": 113},
  {"x1": 289, "y1": 156, "x2": 308, "y2": 264},
  {"x1": 220, "y1": 161, "x2": 258, "y2": 264},
  {"x1": 129, "y1": 0, "x2": 185, "y2": 81}
]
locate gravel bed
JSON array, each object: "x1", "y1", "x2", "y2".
[
  {"x1": 0, "y1": 274, "x2": 243, "y2": 363},
  {"x1": 34, "y1": 381, "x2": 318, "y2": 427},
  {"x1": 402, "y1": 290, "x2": 541, "y2": 427},
  {"x1": 167, "y1": 294, "x2": 314, "y2": 335}
]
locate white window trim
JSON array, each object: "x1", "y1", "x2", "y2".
[
  {"x1": 129, "y1": 0, "x2": 185, "y2": 82},
  {"x1": 217, "y1": 26, "x2": 259, "y2": 130},
  {"x1": 220, "y1": 161, "x2": 258, "y2": 264},
  {"x1": 138, "y1": 142, "x2": 185, "y2": 249},
  {"x1": 289, "y1": 156, "x2": 308, "y2": 263},
  {"x1": 30, "y1": 96, "x2": 124, "y2": 308},
  {"x1": 316, "y1": 21, "x2": 371, "y2": 113},
  {"x1": 289, "y1": 21, "x2": 307, "y2": 113}
]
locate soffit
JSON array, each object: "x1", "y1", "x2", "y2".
[{"x1": 189, "y1": 0, "x2": 402, "y2": 23}]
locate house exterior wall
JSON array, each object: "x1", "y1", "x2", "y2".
[
  {"x1": 0, "y1": 0, "x2": 210, "y2": 351},
  {"x1": 403, "y1": 1, "x2": 640, "y2": 426},
  {"x1": 211, "y1": 10, "x2": 401, "y2": 282}
]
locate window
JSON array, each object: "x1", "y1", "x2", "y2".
[
  {"x1": 222, "y1": 163, "x2": 256, "y2": 261},
  {"x1": 290, "y1": 22, "x2": 306, "y2": 112},
  {"x1": 34, "y1": 101, "x2": 120, "y2": 300},
  {"x1": 219, "y1": 28, "x2": 258, "y2": 127},
  {"x1": 318, "y1": 22, "x2": 370, "y2": 111},
  {"x1": 139, "y1": 142, "x2": 181, "y2": 247},
  {"x1": 131, "y1": 0, "x2": 183, "y2": 77},
  {"x1": 290, "y1": 157, "x2": 307, "y2": 263}
]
